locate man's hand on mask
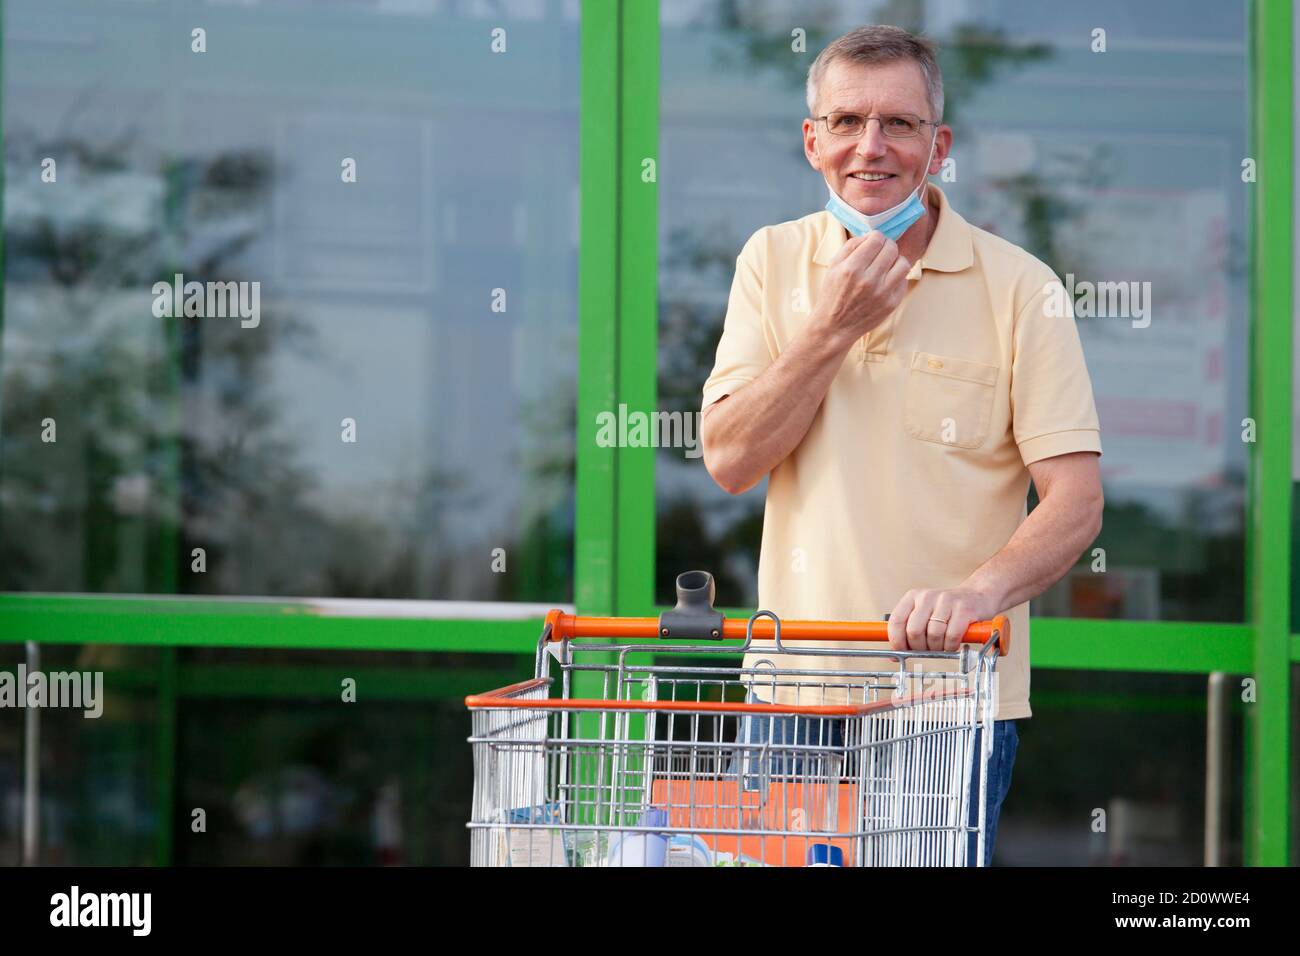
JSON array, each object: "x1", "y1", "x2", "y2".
[
  {"x1": 886, "y1": 586, "x2": 1003, "y2": 653},
  {"x1": 809, "y1": 230, "x2": 912, "y2": 350}
]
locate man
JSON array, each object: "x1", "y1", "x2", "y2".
[{"x1": 700, "y1": 25, "x2": 1103, "y2": 866}]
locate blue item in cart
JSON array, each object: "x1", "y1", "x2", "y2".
[
  {"x1": 666, "y1": 834, "x2": 714, "y2": 867},
  {"x1": 505, "y1": 802, "x2": 572, "y2": 865},
  {"x1": 606, "y1": 807, "x2": 669, "y2": 867},
  {"x1": 507, "y1": 802, "x2": 562, "y2": 824},
  {"x1": 806, "y1": 843, "x2": 844, "y2": 867}
]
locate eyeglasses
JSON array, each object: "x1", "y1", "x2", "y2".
[{"x1": 814, "y1": 112, "x2": 935, "y2": 139}]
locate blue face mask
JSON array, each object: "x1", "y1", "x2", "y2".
[{"x1": 824, "y1": 131, "x2": 938, "y2": 241}]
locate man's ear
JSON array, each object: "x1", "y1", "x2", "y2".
[
  {"x1": 802, "y1": 118, "x2": 822, "y2": 172},
  {"x1": 930, "y1": 125, "x2": 954, "y2": 175}
]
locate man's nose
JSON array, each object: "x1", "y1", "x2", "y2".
[{"x1": 854, "y1": 121, "x2": 889, "y2": 160}]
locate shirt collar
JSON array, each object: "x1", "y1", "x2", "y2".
[{"x1": 811, "y1": 183, "x2": 974, "y2": 277}]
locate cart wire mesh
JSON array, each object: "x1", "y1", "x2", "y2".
[{"x1": 467, "y1": 609, "x2": 1003, "y2": 867}]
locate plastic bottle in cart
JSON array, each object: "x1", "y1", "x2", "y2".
[
  {"x1": 605, "y1": 807, "x2": 669, "y2": 867},
  {"x1": 805, "y1": 844, "x2": 843, "y2": 867}
]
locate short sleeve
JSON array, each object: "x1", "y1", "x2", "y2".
[
  {"x1": 701, "y1": 232, "x2": 776, "y2": 413},
  {"x1": 1010, "y1": 277, "x2": 1104, "y2": 466}
]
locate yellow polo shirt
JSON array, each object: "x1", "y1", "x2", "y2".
[{"x1": 701, "y1": 184, "x2": 1102, "y2": 720}]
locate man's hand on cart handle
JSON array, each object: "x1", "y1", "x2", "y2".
[
  {"x1": 542, "y1": 607, "x2": 1009, "y2": 653},
  {"x1": 887, "y1": 586, "x2": 1004, "y2": 653}
]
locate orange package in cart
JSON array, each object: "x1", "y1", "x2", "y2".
[{"x1": 650, "y1": 778, "x2": 859, "y2": 867}]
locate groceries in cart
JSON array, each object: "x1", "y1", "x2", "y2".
[{"x1": 466, "y1": 570, "x2": 1008, "y2": 867}]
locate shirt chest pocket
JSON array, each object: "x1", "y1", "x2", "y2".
[{"x1": 903, "y1": 351, "x2": 1001, "y2": 450}]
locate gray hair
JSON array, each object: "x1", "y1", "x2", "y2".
[{"x1": 806, "y1": 25, "x2": 944, "y2": 124}]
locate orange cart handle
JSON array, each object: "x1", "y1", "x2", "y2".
[{"x1": 542, "y1": 609, "x2": 1010, "y2": 657}]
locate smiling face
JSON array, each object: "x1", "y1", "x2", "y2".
[{"x1": 803, "y1": 57, "x2": 951, "y2": 216}]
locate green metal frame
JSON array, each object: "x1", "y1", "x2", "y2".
[
  {"x1": 0, "y1": 0, "x2": 1293, "y2": 865},
  {"x1": 616, "y1": 0, "x2": 659, "y2": 617},
  {"x1": 0, "y1": 595, "x2": 545, "y2": 652},
  {"x1": 578, "y1": 0, "x2": 621, "y2": 619},
  {"x1": 1245, "y1": 0, "x2": 1293, "y2": 867}
]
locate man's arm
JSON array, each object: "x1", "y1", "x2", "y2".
[
  {"x1": 887, "y1": 451, "x2": 1103, "y2": 652},
  {"x1": 702, "y1": 230, "x2": 912, "y2": 495},
  {"x1": 701, "y1": 327, "x2": 855, "y2": 495}
]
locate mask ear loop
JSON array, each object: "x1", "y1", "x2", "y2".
[
  {"x1": 911, "y1": 127, "x2": 939, "y2": 203},
  {"x1": 868, "y1": 128, "x2": 938, "y2": 364}
]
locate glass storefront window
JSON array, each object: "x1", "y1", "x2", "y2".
[
  {"x1": 0, "y1": 644, "x2": 525, "y2": 865},
  {"x1": 0, "y1": 644, "x2": 163, "y2": 865},
  {"x1": 176, "y1": 695, "x2": 469, "y2": 866},
  {"x1": 173, "y1": 647, "x2": 524, "y2": 865},
  {"x1": 1, "y1": 0, "x2": 580, "y2": 602},
  {"x1": 1002, "y1": 669, "x2": 1245, "y2": 866}
]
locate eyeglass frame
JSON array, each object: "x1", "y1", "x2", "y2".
[{"x1": 811, "y1": 111, "x2": 939, "y2": 139}]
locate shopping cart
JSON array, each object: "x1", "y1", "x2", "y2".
[{"x1": 466, "y1": 571, "x2": 1008, "y2": 867}]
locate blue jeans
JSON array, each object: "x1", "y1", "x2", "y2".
[
  {"x1": 731, "y1": 704, "x2": 1019, "y2": 866},
  {"x1": 967, "y1": 720, "x2": 1018, "y2": 866}
]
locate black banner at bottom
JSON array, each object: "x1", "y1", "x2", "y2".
[{"x1": 0, "y1": 864, "x2": 1281, "y2": 941}]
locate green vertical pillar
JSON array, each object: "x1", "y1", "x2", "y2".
[
  {"x1": 572, "y1": 0, "x2": 623, "y2": 824},
  {"x1": 611, "y1": 0, "x2": 660, "y2": 787},
  {"x1": 616, "y1": 0, "x2": 659, "y2": 618},
  {"x1": 577, "y1": 0, "x2": 621, "y2": 623},
  {"x1": 1246, "y1": 0, "x2": 1293, "y2": 867}
]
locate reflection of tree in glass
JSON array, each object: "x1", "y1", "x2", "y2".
[
  {"x1": 940, "y1": 25, "x2": 1051, "y2": 120},
  {"x1": 981, "y1": 158, "x2": 1106, "y2": 302},
  {"x1": 0, "y1": 130, "x2": 477, "y2": 598},
  {"x1": 1, "y1": 125, "x2": 209, "y2": 592},
  {"x1": 704, "y1": 5, "x2": 1051, "y2": 128}
]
